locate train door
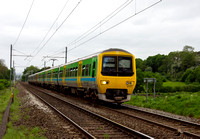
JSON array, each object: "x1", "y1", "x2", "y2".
[
  {"x1": 77, "y1": 61, "x2": 82, "y2": 87},
  {"x1": 63, "y1": 65, "x2": 66, "y2": 86},
  {"x1": 51, "y1": 69, "x2": 53, "y2": 85}
]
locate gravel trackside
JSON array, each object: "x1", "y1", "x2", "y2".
[{"x1": 15, "y1": 83, "x2": 84, "y2": 138}]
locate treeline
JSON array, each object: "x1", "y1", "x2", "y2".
[
  {"x1": 135, "y1": 46, "x2": 200, "y2": 92},
  {"x1": 0, "y1": 59, "x2": 12, "y2": 90},
  {"x1": 21, "y1": 66, "x2": 50, "y2": 81}
]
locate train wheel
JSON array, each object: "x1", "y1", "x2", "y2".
[{"x1": 91, "y1": 90, "x2": 98, "y2": 100}]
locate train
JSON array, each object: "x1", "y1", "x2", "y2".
[{"x1": 28, "y1": 48, "x2": 137, "y2": 104}]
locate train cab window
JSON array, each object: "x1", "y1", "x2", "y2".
[
  {"x1": 102, "y1": 56, "x2": 133, "y2": 76},
  {"x1": 102, "y1": 56, "x2": 117, "y2": 76},
  {"x1": 118, "y1": 56, "x2": 133, "y2": 76},
  {"x1": 82, "y1": 65, "x2": 85, "y2": 76}
]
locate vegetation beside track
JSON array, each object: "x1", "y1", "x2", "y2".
[
  {"x1": 125, "y1": 91, "x2": 200, "y2": 118},
  {"x1": 3, "y1": 88, "x2": 45, "y2": 139},
  {"x1": 0, "y1": 88, "x2": 11, "y2": 123}
]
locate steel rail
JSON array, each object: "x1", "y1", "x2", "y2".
[
  {"x1": 23, "y1": 85, "x2": 95, "y2": 139},
  {"x1": 120, "y1": 104, "x2": 200, "y2": 138},
  {"x1": 25, "y1": 84, "x2": 153, "y2": 139},
  {"x1": 122, "y1": 104, "x2": 200, "y2": 127}
]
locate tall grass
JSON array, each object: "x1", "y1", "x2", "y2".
[
  {"x1": 126, "y1": 92, "x2": 200, "y2": 118},
  {"x1": 0, "y1": 88, "x2": 12, "y2": 123}
]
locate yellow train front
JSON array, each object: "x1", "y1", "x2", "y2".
[{"x1": 96, "y1": 49, "x2": 136, "y2": 103}]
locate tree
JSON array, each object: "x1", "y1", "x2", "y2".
[
  {"x1": 146, "y1": 54, "x2": 167, "y2": 73},
  {"x1": 183, "y1": 45, "x2": 194, "y2": 52},
  {"x1": 21, "y1": 65, "x2": 39, "y2": 81},
  {"x1": 0, "y1": 59, "x2": 9, "y2": 79},
  {"x1": 136, "y1": 58, "x2": 146, "y2": 71},
  {"x1": 143, "y1": 72, "x2": 163, "y2": 92},
  {"x1": 134, "y1": 69, "x2": 145, "y2": 93},
  {"x1": 180, "y1": 51, "x2": 195, "y2": 71}
]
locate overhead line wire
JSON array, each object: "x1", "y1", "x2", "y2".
[
  {"x1": 41, "y1": 0, "x2": 132, "y2": 61},
  {"x1": 66, "y1": 0, "x2": 133, "y2": 48},
  {"x1": 31, "y1": 0, "x2": 70, "y2": 55},
  {"x1": 13, "y1": 0, "x2": 35, "y2": 46},
  {"x1": 68, "y1": 0, "x2": 162, "y2": 52},
  {"x1": 13, "y1": 49, "x2": 27, "y2": 55},
  {"x1": 26, "y1": 0, "x2": 82, "y2": 67},
  {"x1": 32, "y1": 0, "x2": 82, "y2": 58}
]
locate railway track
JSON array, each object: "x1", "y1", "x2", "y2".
[
  {"x1": 120, "y1": 104, "x2": 200, "y2": 138},
  {"x1": 98, "y1": 103, "x2": 200, "y2": 139},
  {"x1": 22, "y1": 83, "x2": 153, "y2": 139}
]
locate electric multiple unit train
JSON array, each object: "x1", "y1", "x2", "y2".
[{"x1": 28, "y1": 48, "x2": 137, "y2": 103}]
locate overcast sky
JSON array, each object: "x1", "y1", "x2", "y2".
[{"x1": 0, "y1": 0, "x2": 200, "y2": 74}]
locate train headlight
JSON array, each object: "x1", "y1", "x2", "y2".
[
  {"x1": 101, "y1": 80, "x2": 109, "y2": 85},
  {"x1": 126, "y1": 81, "x2": 133, "y2": 86}
]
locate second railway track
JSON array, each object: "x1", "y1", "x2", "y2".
[{"x1": 22, "y1": 83, "x2": 153, "y2": 139}]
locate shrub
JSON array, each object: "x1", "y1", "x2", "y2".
[
  {"x1": 0, "y1": 83, "x2": 4, "y2": 90},
  {"x1": 181, "y1": 66, "x2": 200, "y2": 83},
  {"x1": 183, "y1": 85, "x2": 200, "y2": 92},
  {"x1": 0, "y1": 79, "x2": 9, "y2": 90},
  {"x1": 159, "y1": 86, "x2": 174, "y2": 93},
  {"x1": 159, "y1": 84, "x2": 200, "y2": 93}
]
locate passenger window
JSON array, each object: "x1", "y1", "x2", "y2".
[
  {"x1": 82, "y1": 65, "x2": 85, "y2": 76},
  {"x1": 92, "y1": 62, "x2": 96, "y2": 77},
  {"x1": 89, "y1": 64, "x2": 91, "y2": 76},
  {"x1": 59, "y1": 70, "x2": 63, "y2": 77},
  {"x1": 69, "y1": 68, "x2": 72, "y2": 77},
  {"x1": 85, "y1": 64, "x2": 88, "y2": 76},
  {"x1": 66, "y1": 69, "x2": 68, "y2": 77},
  {"x1": 75, "y1": 67, "x2": 78, "y2": 76}
]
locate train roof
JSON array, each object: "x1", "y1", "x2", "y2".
[
  {"x1": 102, "y1": 48, "x2": 131, "y2": 54},
  {"x1": 28, "y1": 48, "x2": 132, "y2": 77}
]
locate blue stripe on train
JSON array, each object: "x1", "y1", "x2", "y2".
[
  {"x1": 59, "y1": 78, "x2": 96, "y2": 82},
  {"x1": 81, "y1": 78, "x2": 96, "y2": 82},
  {"x1": 65, "y1": 78, "x2": 77, "y2": 81},
  {"x1": 53, "y1": 78, "x2": 96, "y2": 82}
]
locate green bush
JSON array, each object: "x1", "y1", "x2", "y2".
[
  {"x1": 0, "y1": 83, "x2": 4, "y2": 90},
  {"x1": 159, "y1": 86, "x2": 174, "y2": 93},
  {"x1": 159, "y1": 84, "x2": 200, "y2": 93},
  {"x1": 0, "y1": 79, "x2": 9, "y2": 90},
  {"x1": 183, "y1": 85, "x2": 200, "y2": 92},
  {"x1": 181, "y1": 66, "x2": 200, "y2": 83}
]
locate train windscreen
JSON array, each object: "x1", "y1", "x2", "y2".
[{"x1": 102, "y1": 56, "x2": 133, "y2": 76}]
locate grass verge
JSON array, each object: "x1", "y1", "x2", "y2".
[
  {"x1": 0, "y1": 88, "x2": 12, "y2": 123},
  {"x1": 3, "y1": 87, "x2": 46, "y2": 139},
  {"x1": 163, "y1": 81, "x2": 186, "y2": 87},
  {"x1": 125, "y1": 92, "x2": 200, "y2": 118}
]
